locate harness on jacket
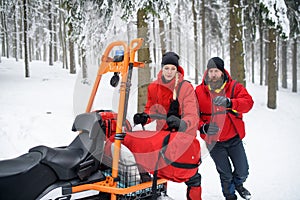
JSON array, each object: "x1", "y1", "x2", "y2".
[
  {"x1": 152, "y1": 80, "x2": 199, "y2": 198},
  {"x1": 162, "y1": 80, "x2": 199, "y2": 169}
]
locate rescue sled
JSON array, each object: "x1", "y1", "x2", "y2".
[{"x1": 0, "y1": 38, "x2": 168, "y2": 200}]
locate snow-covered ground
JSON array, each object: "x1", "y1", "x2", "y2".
[{"x1": 1, "y1": 57, "x2": 300, "y2": 199}]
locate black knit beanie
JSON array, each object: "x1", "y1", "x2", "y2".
[
  {"x1": 161, "y1": 52, "x2": 179, "y2": 68},
  {"x1": 207, "y1": 57, "x2": 225, "y2": 73}
]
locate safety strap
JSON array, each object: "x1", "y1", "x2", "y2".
[
  {"x1": 151, "y1": 131, "x2": 199, "y2": 198},
  {"x1": 160, "y1": 133, "x2": 199, "y2": 169},
  {"x1": 201, "y1": 110, "x2": 238, "y2": 117},
  {"x1": 204, "y1": 80, "x2": 239, "y2": 117},
  {"x1": 231, "y1": 80, "x2": 238, "y2": 98}
]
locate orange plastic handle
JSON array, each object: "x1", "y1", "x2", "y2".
[{"x1": 129, "y1": 38, "x2": 144, "y2": 63}]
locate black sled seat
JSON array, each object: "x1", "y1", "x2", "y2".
[
  {"x1": 0, "y1": 151, "x2": 57, "y2": 200},
  {"x1": 0, "y1": 112, "x2": 105, "y2": 200}
]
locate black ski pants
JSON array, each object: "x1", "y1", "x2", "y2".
[{"x1": 208, "y1": 135, "x2": 249, "y2": 198}]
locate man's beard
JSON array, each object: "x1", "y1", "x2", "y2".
[{"x1": 206, "y1": 75, "x2": 224, "y2": 90}]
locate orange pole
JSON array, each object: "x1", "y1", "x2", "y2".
[
  {"x1": 110, "y1": 44, "x2": 129, "y2": 200},
  {"x1": 85, "y1": 74, "x2": 102, "y2": 112},
  {"x1": 78, "y1": 39, "x2": 145, "y2": 199},
  {"x1": 72, "y1": 178, "x2": 168, "y2": 195}
]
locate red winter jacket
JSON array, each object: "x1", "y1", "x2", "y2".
[
  {"x1": 121, "y1": 66, "x2": 201, "y2": 182},
  {"x1": 144, "y1": 66, "x2": 199, "y2": 135},
  {"x1": 195, "y1": 69, "x2": 254, "y2": 144}
]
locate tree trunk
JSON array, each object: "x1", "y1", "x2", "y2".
[
  {"x1": 281, "y1": 39, "x2": 287, "y2": 88},
  {"x1": 13, "y1": 2, "x2": 19, "y2": 61},
  {"x1": 177, "y1": 2, "x2": 181, "y2": 55},
  {"x1": 59, "y1": 0, "x2": 68, "y2": 69},
  {"x1": 251, "y1": 42, "x2": 254, "y2": 83},
  {"x1": 78, "y1": 47, "x2": 81, "y2": 69},
  {"x1": 267, "y1": 28, "x2": 277, "y2": 109},
  {"x1": 259, "y1": 19, "x2": 263, "y2": 85},
  {"x1": 35, "y1": 13, "x2": 41, "y2": 61},
  {"x1": 68, "y1": 22, "x2": 76, "y2": 74},
  {"x1": 292, "y1": 37, "x2": 298, "y2": 93},
  {"x1": 1, "y1": 2, "x2": 9, "y2": 58},
  {"x1": 159, "y1": 19, "x2": 166, "y2": 55},
  {"x1": 17, "y1": 1, "x2": 23, "y2": 59},
  {"x1": 23, "y1": 0, "x2": 29, "y2": 77},
  {"x1": 185, "y1": 10, "x2": 190, "y2": 76},
  {"x1": 276, "y1": 35, "x2": 279, "y2": 91},
  {"x1": 81, "y1": 47, "x2": 87, "y2": 79},
  {"x1": 264, "y1": 29, "x2": 268, "y2": 86},
  {"x1": 230, "y1": 0, "x2": 245, "y2": 86},
  {"x1": 29, "y1": 37, "x2": 32, "y2": 62},
  {"x1": 53, "y1": 6, "x2": 58, "y2": 62},
  {"x1": 192, "y1": 0, "x2": 199, "y2": 84},
  {"x1": 48, "y1": 0, "x2": 53, "y2": 66},
  {"x1": 168, "y1": 21, "x2": 172, "y2": 50},
  {"x1": 137, "y1": 8, "x2": 151, "y2": 113},
  {"x1": 18, "y1": 3, "x2": 23, "y2": 60},
  {"x1": 201, "y1": 0, "x2": 206, "y2": 75},
  {"x1": 5, "y1": 13, "x2": 9, "y2": 58},
  {"x1": 152, "y1": 17, "x2": 157, "y2": 77},
  {"x1": 0, "y1": 1, "x2": 5, "y2": 58}
]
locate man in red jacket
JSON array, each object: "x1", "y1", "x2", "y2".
[
  {"x1": 195, "y1": 57, "x2": 253, "y2": 200},
  {"x1": 134, "y1": 52, "x2": 202, "y2": 200}
]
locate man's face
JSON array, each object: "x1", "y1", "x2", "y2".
[{"x1": 207, "y1": 68, "x2": 223, "y2": 82}]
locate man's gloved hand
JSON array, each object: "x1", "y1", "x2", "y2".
[
  {"x1": 213, "y1": 96, "x2": 232, "y2": 108},
  {"x1": 200, "y1": 123, "x2": 219, "y2": 135},
  {"x1": 133, "y1": 112, "x2": 149, "y2": 125},
  {"x1": 166, "y1": 115, "x2": 187, "y2": 132}
]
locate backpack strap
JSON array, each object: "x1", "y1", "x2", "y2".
[
  {"x1": 176, "y1": 80, "x2": 189, "y2": 97},
  {"x1": 230, "y1": 80, "x2": 238, "y2": 98}
]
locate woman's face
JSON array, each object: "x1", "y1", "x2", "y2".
[{"x1": 162, "y1": 64, "x2": 177, "y2": 81}]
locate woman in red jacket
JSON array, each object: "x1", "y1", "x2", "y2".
[
  {"x1": 133, "y1": 52, "x2": 202, "y2": 200},
  {"x1": 195, "y1": 57, "x2": 253, "y2": 200}
]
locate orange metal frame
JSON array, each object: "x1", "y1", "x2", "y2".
[{"x1": 73, "y1": 38, "x2": 167, "y2": 200}]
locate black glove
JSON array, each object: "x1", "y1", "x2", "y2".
[
  {"x1": 166, "y1": 115, "x2": 187, "y2": 132},
  {"x1": 200, "y1": 123, "x2": 219, "y2": 135},
  {"x1": 133, "y1": 112, "x2": 149, "y2": 125},
  {"x1": 213, "y1": 96, "x2": 232, "y2": 108}
]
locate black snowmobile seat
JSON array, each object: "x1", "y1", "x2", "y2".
[
  {"x1": 29, "y1": 141, "x2": 85, "y2": 180},
  {"x1": 29, "y1": 112, "x2": 105, "y2": 180},
  {"x1": 0, "y1": 112, "x2": 105, "y2": 200},
  {"x1": 0, "y1": 151, "x2": 42, "y2": 177},
  {"x1": 0, "y1": 151, "x2": 58, "y2": 200}
]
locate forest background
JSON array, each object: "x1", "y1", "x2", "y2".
[
  {"x1": 0, "y1": 0, "x2": 299, "y2": 110},
  {"x1": 1, "y1": 1, "x2": 300, "y2": 199}
]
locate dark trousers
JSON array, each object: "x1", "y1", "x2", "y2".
[{"x1": 208, "y1": 135, "x2": 249, "y2": 198}]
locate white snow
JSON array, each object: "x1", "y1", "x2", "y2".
[{"x1": 1, "y1": 57, "x2": 300, "y2": 199}]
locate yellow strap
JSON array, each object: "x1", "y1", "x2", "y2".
[{"x1": 208, "y1": 81, "x2": 227, "y2": 93}]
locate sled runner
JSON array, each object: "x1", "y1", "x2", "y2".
[{"x1": 0, "y1": 38, "x2": 170, "y2": 200}]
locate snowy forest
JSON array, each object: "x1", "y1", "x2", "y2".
[{"x1": 0, "y1": 0, "x2": 299, "y2": 110}]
